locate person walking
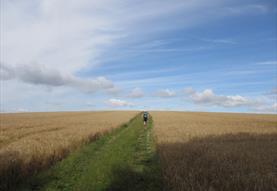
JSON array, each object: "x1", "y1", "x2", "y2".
[{"x1": 143, "y1": 111, "x2": 148, "y2": 127}]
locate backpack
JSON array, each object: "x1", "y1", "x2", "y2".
[{"x1": 143, "y1": 112, "x2": 148, "y2": 118}]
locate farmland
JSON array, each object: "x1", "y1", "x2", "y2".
[
  {"x1": 0, "y1": 111, "x2": 137, "y2": 189},
  {"x1": 0, "y1": 111, "x2": 277, "y2": 191},
  {"x1": 152, "y1": 112, "x2": 277, "y2": 191}
]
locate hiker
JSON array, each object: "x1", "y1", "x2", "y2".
[{"x1": 143, "y1": 111, "x2": 148, "y2": 127}]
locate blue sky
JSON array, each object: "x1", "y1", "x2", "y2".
[{"x1": 0, "y1": 0, "x2": 276, "y2": 113}]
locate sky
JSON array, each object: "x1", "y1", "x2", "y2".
[{"x1": 0, "y1": 0, "x2": 276, "y2": 113}]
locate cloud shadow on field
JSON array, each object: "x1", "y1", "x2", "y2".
[
  {"x1": 105, "y1": 152, "x2": 162, "y2": 191},
  {"x1": 0, "y1": 151, "x2": 24, "y2": 191},
  {"x1": 0, "y1": 146, "x2": 71, "y2": 191},
  {"x1": 157, "y1": 133, "x2": 277, "y2": 191}
]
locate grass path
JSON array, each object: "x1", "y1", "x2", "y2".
[{"x1": 19, "y1": 114, "x2": 161, "y2": 191}]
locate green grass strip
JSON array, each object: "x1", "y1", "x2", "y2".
[{"x1": 19, "y1": 114, "x2": 161, "y2": 191}]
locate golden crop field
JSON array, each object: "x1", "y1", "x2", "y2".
[
  {"x1": 0, "y1": 111, "x2": 137, "y2": 186},
  {"x1": 152, "y1": 111, "x2": 277, "y2": 191}
]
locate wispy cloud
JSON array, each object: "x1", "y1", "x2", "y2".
[
  {"x1": 2, "y1": 0, "x2": 259, "y2": 75},
  {"x1": 124, "y1": 46, "x2": 213, "y2": 53},
  {"x1": 225, "y1": 4, "x2": 269, "y2": 15},
  {"x1": 256, "y1": 61, "x2": 277, "y2": 65},
  {"x1": 199, "y1": 38, "x2": 236, "y2": 44},
  {"x1": 225, "y1": 70, "x2": 258, "y2": 75}
]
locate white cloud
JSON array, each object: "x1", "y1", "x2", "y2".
[
  {"x1": 271, "y1": 103, "x2": 277, "y2": 112},
  {"x1": 128, "y1": 87, "x2": 144, "y2": 98},
  {"x1": 265, "y1": 87, "x2": 277, "y2": 101},
  {"x1": 155, "y1": 89, "x2": 176, "y2": 98},
  {"x1": 85, "y1": 102, "x2": 96, "y2": 107},
  {"x1": 184, "y1": 88, "x2": 260, "y2": 107},
  {"x1": 15, "y1": 108, "x2": 29, "y2": 113},
  {"x1": 106, "y1": 99, "x2": 134, "y2": 107},
  {"x1": 1, "y1": 0, "x2": 123, "y2": 73},
  {"x1": 254, "y1": 103, "x2": 277, "y2": 113}
]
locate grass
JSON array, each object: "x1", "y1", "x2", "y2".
[
  {"x1": 152, "y1": 111, "x2": 277, "y2": 191},
  {"x1": 18, "y1": 114, "x2": 161, "y2": 191}
]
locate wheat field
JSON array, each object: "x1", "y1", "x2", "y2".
[
  {"x1": 0, "y1": 111, "x2": 137, "y2": 188},
  {"x1": 152, "y1": 111, "x2": 277, "y2": 191}
]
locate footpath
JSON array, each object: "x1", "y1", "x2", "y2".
[{"x1": 19, "y1": 114, "x2": 162, "y2": 191}]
